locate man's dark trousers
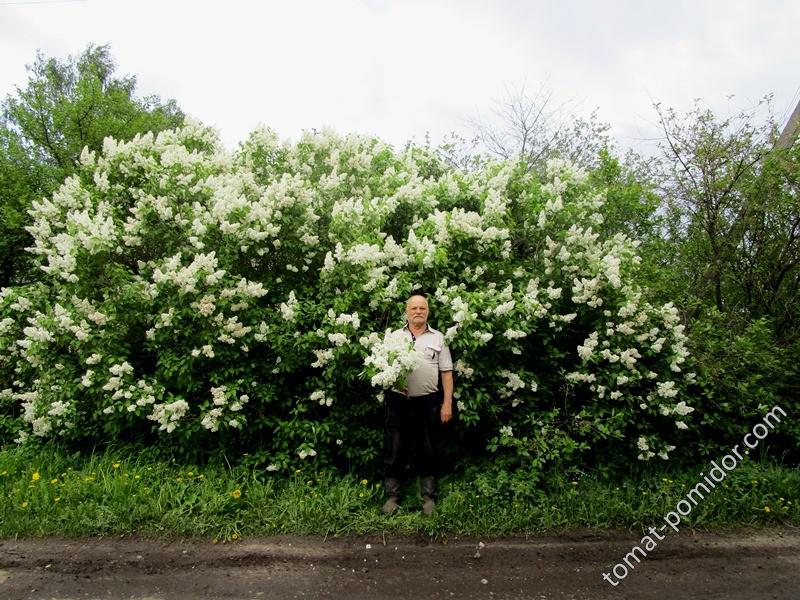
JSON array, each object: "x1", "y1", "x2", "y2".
[{"x1": 383, "y1": 390, "x2": 441, "y2": 499}]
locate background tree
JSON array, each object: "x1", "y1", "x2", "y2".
[
  {"x1": 468, "y1": 84, "x2": 614, "y2": 173},
  {"x1": 0, "y1": 44, "x2": 184, "y2": 287},
  {"x1": 654, "y1": 97, "x2": 800, "y2": 341},
  {"x1": 651, "y1": 98, "x2": 799, "y2": 453}
]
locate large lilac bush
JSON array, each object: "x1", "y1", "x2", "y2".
[{"x1": 0, "y1": 122, "x2": 693, "y2": 471}]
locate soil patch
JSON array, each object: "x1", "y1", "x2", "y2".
[{"x1": 1, "y1": 528, "x2": 799, "y2": 599}]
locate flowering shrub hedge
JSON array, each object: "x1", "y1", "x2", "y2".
[{"x1": 0, "y1": 122, "x2": 695, "y2": 471}]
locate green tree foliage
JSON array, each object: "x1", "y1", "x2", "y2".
[
  {"x1": 737, "y1": 143, "x2": 800, "y2": 340},
  {"x1": 651, "y1": 99, "x2": 799, "y2": 457},
  {"x1": 0, "y1": 44, "x2": 184, "y2": 287},
  {"x1": 687, "y1": 308, "x2": 797, "y2": 457},
  {"x1": 654, "y1": 97, "x2": 800, "y2": 343}
]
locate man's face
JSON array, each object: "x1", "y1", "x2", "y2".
[{"x1": 406, "y1": 296, "x2": 429, "y2": 329}]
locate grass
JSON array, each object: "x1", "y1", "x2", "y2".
[{"x1": 1, "y1": 444, "x2": 798, "y2": 540}]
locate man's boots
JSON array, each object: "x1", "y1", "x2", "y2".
[
  {"x1": 381, "y1": 477, "x2": 401, "y2": 515},
  {"x1": 421, "y1": 476, "x2": 436, "y2": 516}
]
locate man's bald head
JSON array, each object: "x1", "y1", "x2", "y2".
[
  {"x1": 406, "y1": 294, "x2": 428, "y2": 309},
  {"x1": 406, "y1": 294, "x2": 429, "y2": 330}
]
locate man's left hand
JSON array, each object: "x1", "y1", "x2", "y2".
[{"x1": 440, "y1": 402, "x2": 453, "y2": 424}]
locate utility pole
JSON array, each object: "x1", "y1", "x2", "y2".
[{"x1": 776, "y1": 97, "x2": 800, "y2": 149}]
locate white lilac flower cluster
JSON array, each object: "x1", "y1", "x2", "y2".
[
  {"x1": 200, "y1": 385, "x2": 249, "y2": 432},
  {"x1": 148, "y1": 399, "x2": 190, "y2": 433},
  {"x1": 14, "y1": 384, "x2": 75, "y2": 439},
  {"x1": 298, "y1": 446, "x2": 317, "y2": 459},
  {"x1": 280, "y1": 291, "x2": 299, "y2": 322},
  {"x1": 454, "y1": 360, "x2": 474, "y2": 379},
  {"x1": 497, "y1": 370, "x2": 526, "y2": 397},
  {"x1": 313, "y1": 310, "x2": 360, "y2": 354},
  {"x1": 637, "y1": 436, "x2": 676, "y2": 461},
  {"x1": 310, "y1": 390, "x2": 333, "y2": 407}
]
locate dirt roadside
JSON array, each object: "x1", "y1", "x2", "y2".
[{"x1": 1, "y1": 528, "x2": 799, "y2": 599}]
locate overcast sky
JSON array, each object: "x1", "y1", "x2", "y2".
[{"x1": 2, "y1": 0, "x2": 799, "y2": 155}]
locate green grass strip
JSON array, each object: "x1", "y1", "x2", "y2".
[{"x1": 1, "y1": 445, "x2": 798, "y2": 540}]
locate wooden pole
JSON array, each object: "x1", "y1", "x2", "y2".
[{"x1": 776, "y1": 97, "x2": 800, "y2": 149}]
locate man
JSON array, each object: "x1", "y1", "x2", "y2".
[{"x1": 382, "y1": 293, "x2": 454, "y2": 516}]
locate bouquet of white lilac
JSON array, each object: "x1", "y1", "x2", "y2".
[{"x1": 362, "y1": 328, "x2": 424, "y2": 390}]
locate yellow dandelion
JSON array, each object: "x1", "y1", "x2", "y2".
[
  {"x1": 31, "y1": 472, "x2": 40, "y2": 481},
  {"x1": 360, "y1": 479, "x2": 369, "y2": 486},
  {"x1": 21, "y1": 501, "x2": 28, "y2": 508},
  {"x1": 764, "y1": 506, "x2": 771, "y2": 513},
  {"x1": 231, "y1": 489, "x2": 242, "y2": 499},
  {"x1": 112, "y1": 463, "x2": 121, "y2": 469}
]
